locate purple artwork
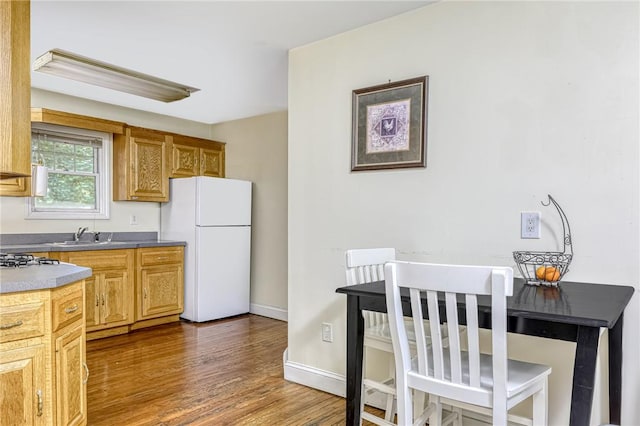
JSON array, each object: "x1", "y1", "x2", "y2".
[{"x1": 366, "y1": 99, "x2": 411, "y2": 153}]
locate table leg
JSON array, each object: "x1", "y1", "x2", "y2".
[
  {"x1": 569, "y1": 326, "x2": 600, "y2": 426},
  {"x1": 346, "y1": 294, "x2": 364, "y2": 426},
  {"x1": 608, "y1": 313, "x2": 623, "y2": 424}
]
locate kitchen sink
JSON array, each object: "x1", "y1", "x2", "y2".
[{"x1": 47, "y1": 241, "x2": 127, "y2": 246}]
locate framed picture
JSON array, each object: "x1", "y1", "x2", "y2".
[{"x1": 351, "y1": 76, "x2": 428, "y2": 171}]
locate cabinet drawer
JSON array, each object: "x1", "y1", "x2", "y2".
[
  {"x1": 52, "y1": 288, "x2": 83, "y2": 332},
  {"x1": 139, "y1": 247, "x2": 183, "y2": 266},
  {"x1": 0, "y1": 302, "x2": 45, "y2": 343},
  {"x1": 60, "y1": 250, "x2": 133, "y2": 271}
]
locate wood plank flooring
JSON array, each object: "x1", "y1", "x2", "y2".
[{"x1": 86, "y1": 314, "x2": 383, "y2": 425}]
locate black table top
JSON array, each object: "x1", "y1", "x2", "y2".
[{"x1": 336, "y1": 278, "x2": 634, "y2": 329}]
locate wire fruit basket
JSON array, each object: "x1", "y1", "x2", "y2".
[{"x1": 513, "y1": 195, "x2": 573, "y2": 286}]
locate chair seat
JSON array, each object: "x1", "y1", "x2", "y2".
[{"x1": 409, "y1": 350, "x2": 551, "y2": 401}]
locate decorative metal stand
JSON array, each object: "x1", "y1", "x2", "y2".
[{"x1": 513, "y1": 195, "x2": 573, "y2": 286}]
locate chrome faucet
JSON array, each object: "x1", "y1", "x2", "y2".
[{"x1": 74, "y1": 227, "x2": 89, "y2": 242}]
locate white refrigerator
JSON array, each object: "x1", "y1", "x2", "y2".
[{"x1": 160, "y1": 176, "x2": 252, "y2": 322}]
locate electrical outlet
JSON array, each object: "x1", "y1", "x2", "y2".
[
  {"x1": 521, "y1": 212, "x2": 541, "y2": 239},
  {"x1": 321, "y1": 323, "x2": 333, "y2": 343}
]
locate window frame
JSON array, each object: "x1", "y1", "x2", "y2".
[{"x1": 26, "y1": 123, "x2": 111, "y2": 220}]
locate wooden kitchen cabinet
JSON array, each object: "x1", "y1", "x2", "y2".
[
  {"x1": 132, "y1": 246, "x2": 184, "y2": 328},
  {"x1": 0, "y1": 344, "x2": 46, "y2": 425},
  {"x1": 113, "y1": 126, "x2": 170, "y2": 202},
  {"x1": 52, "y1": 250, "x2": 135, "y2": 340},
  {"x1": 170, "y1": 134, "x2": 225, "y2": 178},
  {"x1": 0, "y1": 280, "x2": 87, "y2": 426},
  {"x1": 0, "y1": 0, "x2": 31, "y2": 180}
]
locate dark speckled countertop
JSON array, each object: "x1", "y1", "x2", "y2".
[{"x1": 0, "y1": 231, "x2": 186, "y2": 254}]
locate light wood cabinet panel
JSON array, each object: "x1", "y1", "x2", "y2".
[
  {"x1": 52, "y1": 250, "x2": 134, "y2": 335},
  {"x1": 136, "y1": 246, "x2": 184, "y2": 322},
  {"x1": 0, "y1": 280, "x2": 86, "y2": 425},
  {"x1": 171, "y1": 143, "x2": 200, "y2": 177},
  {"x1": 170, "y1": 134, "x2": 225, "y2": 178},
  {"x1": 0, "y1": 176, "x2": 30, "y2": 197},
  {"x1": 55, "y1": 326, "x2": 86, "y2": 426},
  {"x1": 0, "y1": 0, "x2": 31, "y2": 179},
  {"x1": 0, "y1": 344, "x2": 46, "y2": 426},
  {"x1": 200, "y1": 147, "x2": 224, "y2": 177},
  {"x1": 113, "y1": 127, "x2": 170, "y2": 202}
]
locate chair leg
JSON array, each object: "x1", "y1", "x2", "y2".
[
  {"x1": 384, "y1": 356, "x2": 395, "y2": 422},
  {"x1": 451, "y1": 407, "x2": 463, "y2": 426},
  {"x1": 428, "y1": 395, "x2": 443, "y2": 426},
  {"x1": 532, "y1": 379, "x2": 548, "y2": 426},
  {"x1": 396, "y1": 378, "x2": 413, "y2": 426}
]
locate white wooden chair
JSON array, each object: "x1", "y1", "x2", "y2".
[
  {"x1": 384, "y1": 261, "x2": 551, "y2": 426},
  {"x1": 346, "y1": 248, "x2": 399, "y2": 426},
  {"x1": 345, "y1": 249, "x2": 457, "y2": 426}
]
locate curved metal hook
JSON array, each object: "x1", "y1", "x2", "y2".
[{"x1": 541, "y1": 194, "x2": 552, "y2": 207}]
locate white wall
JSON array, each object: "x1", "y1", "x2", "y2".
[
  {"x1": 210, "y1": 111, "x2": 289, "y2": 316},
  {"x1": 288, "y1": 2, "x2": 639, "y2": 424}
]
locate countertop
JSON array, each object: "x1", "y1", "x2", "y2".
[
  {"x1": 0, "y1": 239, "x2": 186, "y2": 254},
  {"x1": 0, "y1": 263, "x2": 92, "y2": 294}
]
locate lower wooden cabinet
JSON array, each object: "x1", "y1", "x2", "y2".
[
  {"x1": 0, "y1": 280, "x2": 87, "y2": 426},
  {"x1": 0, "y1": 344, "x2": 46, "y2": 425},
  {"x1": 52, "y1": 250, "x2": 135, "y2": 340},
  {"x1": 53, "y1": 246, "x2": 184, "y2": 338},
  {"x1": 55, "y1": 326, "x2": 86, "y2": 426},
  {"x1": 134, "y1": 246, "x2": 184, "y2": 326}
]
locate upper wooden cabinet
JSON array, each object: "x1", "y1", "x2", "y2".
[
  {"x1": 170, "y1": 134, "x2": 225, "y2": 178},
  {"x1": 0, "y1": 0, "x2": 31, "y2": 179},
  {"x1": 113, "y1": 126, "x2": 170, "y2": 202}
]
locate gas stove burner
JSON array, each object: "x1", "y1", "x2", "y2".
[
  {"x1": 37, "y1": 258, "x2": 60, "y2": 265},
  {"x1": 0, "y1": 253, "x2": 60, "y2": 267}
]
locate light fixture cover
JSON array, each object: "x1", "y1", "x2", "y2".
[{"x1": 33, "y1": 49, "x2": 199, "y2": 102}]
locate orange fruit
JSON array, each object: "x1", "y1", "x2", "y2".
[{"x1": 535, "y1": 266, "x2": 560, "y2": 282}]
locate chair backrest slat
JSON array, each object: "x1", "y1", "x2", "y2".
[
  {"x1": 445, "y1": 292, "x2": 462, "y2": 383},
  {"x1": 385, "y1": 261, "x2": 513, "y2": 406},
  {"x1": 345, "y1": 248, "x2": 396, "y2": 327},
  {"x1": 465, "y1": 293, "x2": 481, "y2": 387}
]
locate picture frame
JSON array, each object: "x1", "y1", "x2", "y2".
[{"x1": 351, "y1": 76, "x2": 428, "y2": 171}]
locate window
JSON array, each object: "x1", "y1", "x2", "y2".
[{"x1": 27, "y1": 123, "x2": 110, "y2": 219}]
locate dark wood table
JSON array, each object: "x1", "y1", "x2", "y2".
[{"x1": 336, "y1": 278, "x2": 634, "y2": 426}]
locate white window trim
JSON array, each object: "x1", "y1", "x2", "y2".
[{"x1": 26, "y1": 123, "x2": 111, "y2": 220}]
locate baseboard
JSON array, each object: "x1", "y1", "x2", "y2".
[
  {"x1": 283, "y1": 348, "x2": 346, "y2": 397},
  {"x1": 250, "y1": 303, "x2": 288, "y2": 321}
]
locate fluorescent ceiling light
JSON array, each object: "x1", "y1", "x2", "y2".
[{"x1": 33, "y1": 49, "x2": 199, "y2": 103}]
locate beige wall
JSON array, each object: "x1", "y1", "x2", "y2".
[
  {"x1": 288, "y1": 1, "x2": 638, "y2": 424},
  {"x1": 210, "y1": 111, "x2": 289, "y2": 314},
  {"x1": 0, "y1": 90, "x2": 289, "y2": 316}
]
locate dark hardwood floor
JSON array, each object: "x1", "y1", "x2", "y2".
[{"x1": 86, "y1": 314, "x2": 383, "y2": 425}]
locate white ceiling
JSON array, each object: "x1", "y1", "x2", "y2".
[{"x1": 31, "y1": 1, "x2": 431, "y2": 124}]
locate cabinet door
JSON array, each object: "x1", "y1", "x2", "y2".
[
  {"x1": 0, "y1": 177, "x2": 30, "y2": 197},
  {"x1": 84, "y1": 276, "x2": 101, "y2": 331},
  {"x1": 0, "y1": 344, "x2": 46, "y2": 425},
  {"x1": 200, "y1": 147, "x2": 224, "y2": 177},
  {"x1": 102, "y1": 271, "x2": 133, "y2": 326},
  {"x1": 55, "y1": 326, "x2": 86, "y2": 426},
  {"x1": 139, "y1": 264, "x2": 184, "y2": 320},
  {"x1": 171, "y1": 143, "x2": 199, "y2": 177},
  {"x1": 129, "y1": 135, "x2": 169, "y2": 201}
]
